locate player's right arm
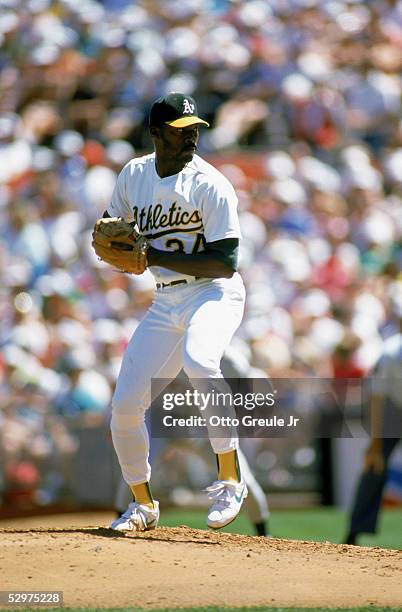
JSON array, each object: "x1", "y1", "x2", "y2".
[{"x1": 100, "y1": 209, "x2": 238, "y2": 278}]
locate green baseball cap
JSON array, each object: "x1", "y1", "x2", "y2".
[{"x1": 149, "y1": 92, "x2": 210, "y2": 128}]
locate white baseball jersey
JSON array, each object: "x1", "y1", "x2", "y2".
[{"x1": 107, "y1": 153, "x2": 241, "y2": 284}]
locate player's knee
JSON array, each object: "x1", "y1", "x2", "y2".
[{"x1": 182, "y1": 352, "x2": 220, "y2": 379}]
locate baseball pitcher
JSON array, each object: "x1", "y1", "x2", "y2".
[{"x1": 93, "y1": 93, "x2": 248, "y2": 532}]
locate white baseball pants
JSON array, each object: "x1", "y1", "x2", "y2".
[{"x1": 111, "y1": 274, "x2": 245, "y2": 485}]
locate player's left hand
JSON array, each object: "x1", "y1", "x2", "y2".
[{"x1": 92, "y1": 217, "x2": 149, "y2": 275}]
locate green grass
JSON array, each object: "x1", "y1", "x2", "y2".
[{"x1": 159, "y1": 506, "x2": 402, "y2": 549}]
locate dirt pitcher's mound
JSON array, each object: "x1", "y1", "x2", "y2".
[{"x1": 1, "y1": 524, "x2": 401, "y2": 609}]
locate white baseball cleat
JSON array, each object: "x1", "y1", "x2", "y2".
[
  {"x1": 110, "y1": 501, "x2": 160, "y2": 532},
  {"x1": 205, "y1": 480, "x2": 248, "y2": 529}
]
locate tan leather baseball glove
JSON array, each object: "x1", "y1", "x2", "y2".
[{"x1": 92, "y1": 217, "x2": 149, "y2": 275}]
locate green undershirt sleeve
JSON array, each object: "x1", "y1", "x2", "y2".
[{"x1": 205, "y1": 238, "x2": 239, "y2": 271}]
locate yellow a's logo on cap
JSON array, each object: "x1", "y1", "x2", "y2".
[{"x1": 183, "y1": 98, "x2": 195, "y2": 114}]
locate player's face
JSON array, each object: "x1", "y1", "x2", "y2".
[{"x1": 159, "y1": 124, "x2": 200, "y2": 164}]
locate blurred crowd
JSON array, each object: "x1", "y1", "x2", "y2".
[{"x1": 1, "y1": 0, "x2": 402, "y2": 509}]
